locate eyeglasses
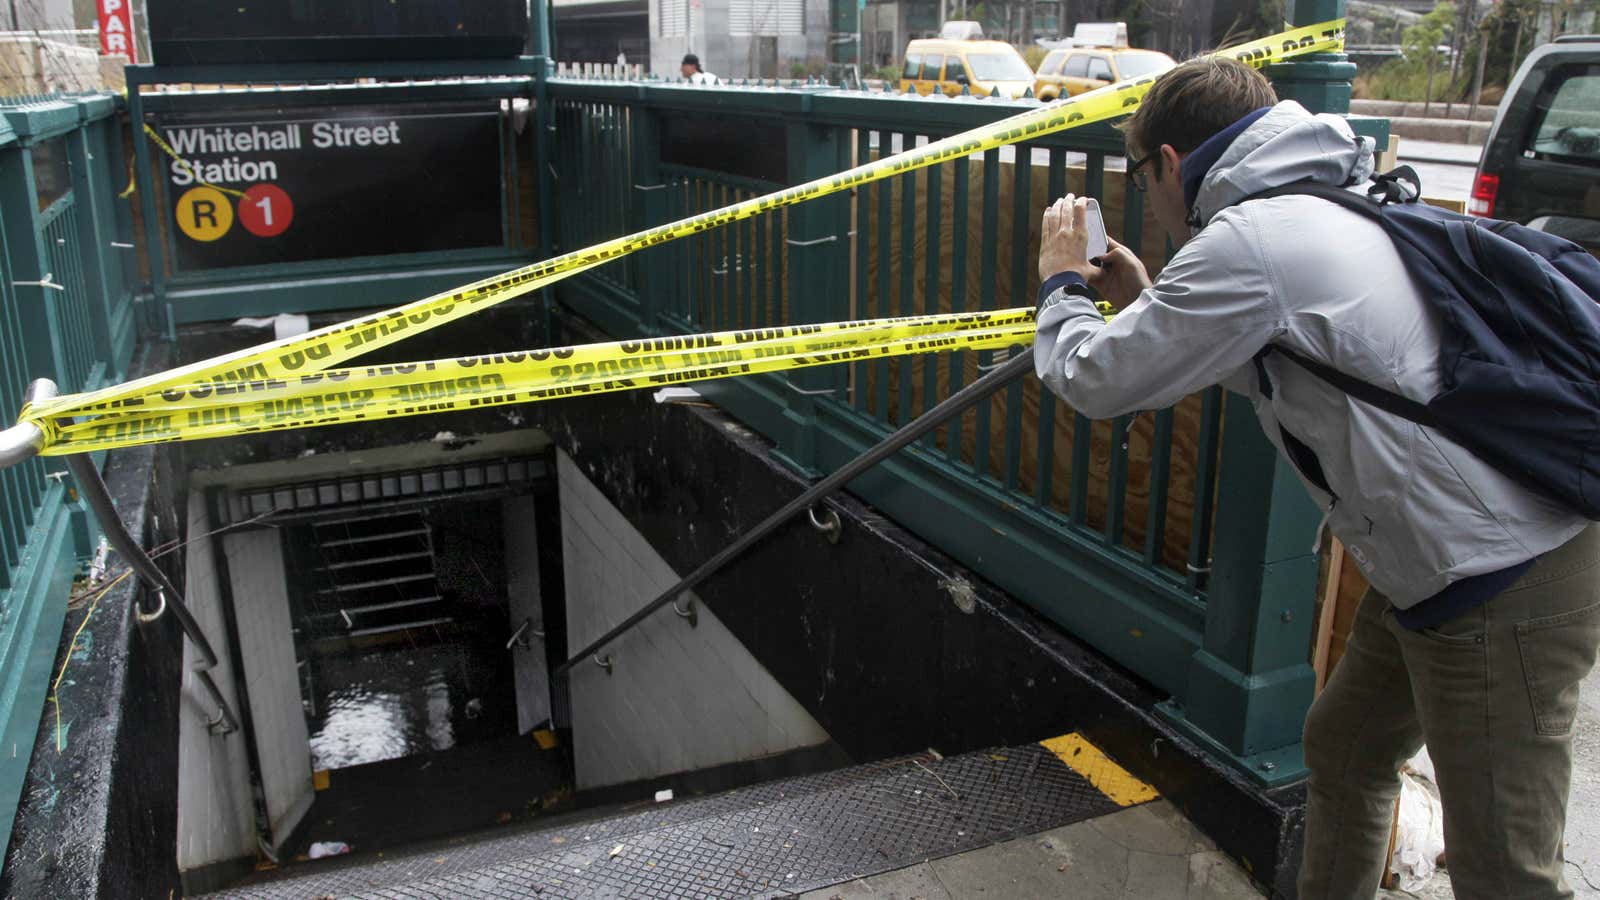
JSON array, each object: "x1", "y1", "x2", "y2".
[{"x1": 1125, "y1": 152, "x2": 1152, "y2": 193}]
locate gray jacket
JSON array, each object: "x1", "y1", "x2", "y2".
[{"x1": 1033, "y1": 100, "x2": 1587, "y2": 606}]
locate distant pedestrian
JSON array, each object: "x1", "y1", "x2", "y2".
[{"x1": 681, "y1": 53, "x2": 718, "y2": 84}]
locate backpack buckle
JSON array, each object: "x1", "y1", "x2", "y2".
[{"x1": 1367, "y1": 165, "x2": 1422, "y2": 205}]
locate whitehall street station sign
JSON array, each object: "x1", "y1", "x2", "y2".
[{"x1": 155, "y1": 103, "x2": 504, "y2": 271}]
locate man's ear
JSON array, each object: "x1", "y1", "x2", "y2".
[{"x1": 1159, "y1": 143, "x2": 1183, "y2": 180}]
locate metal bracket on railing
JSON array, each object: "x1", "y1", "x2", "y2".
[
  {"x1": 672, "y1": 596, "x2": 698, "y2": 628},
  {"x1": 783, "y1": 381, "x2": 837, "y2": 397},
  {"x1": 506, "y1": 617, "x2": 544, "y2": 649},
  {"x1": 808, "y1": 506, "x2": 843, "y2": 544},
  {"x1": 633, "y1": 182, "x2": 669, "y2": 192},
  {"x1": 595, "y1": 653, "x2": 614, "y2": 674},
  {"x1": 785, "y1": 234, "x2": 838, "y2": 247},
  {"x1": 12, "y1": 274, "x2": 64, "y2": 292},
  {"x1": 206, "y1": 708, "x2": 231, "y2": 735},
  {"x1": 135, "y1": 589, "x2": 167, "y2": 624},
  {"x1": 711, "y1": 254, "x2": 752, "y2": 277}
]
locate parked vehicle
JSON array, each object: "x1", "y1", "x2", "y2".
[
  {"x1": 898, "y1": 38, "x2": 1035, "y2": 99},
  {"x1": 1470, "y1": 34, "x2": 1600, "y2": 249},
  {"x1": 938, "y1": 20, "x2": 984, "y2": 41},
  {"x1": 1033, "y1": 46, "x2": 1174, "y2": 100}
]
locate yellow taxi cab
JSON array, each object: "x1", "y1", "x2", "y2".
[
  {"x1": 897, "y1": 37, "x2": 1036, "y2": 100},
  {"x1": 1033, "y1": 46, "x2": 1174, "y2": 100}
]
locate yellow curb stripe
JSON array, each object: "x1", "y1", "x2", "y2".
[{"x1": 1041, "y1": 733, "x2": 1159, "y2": 807}]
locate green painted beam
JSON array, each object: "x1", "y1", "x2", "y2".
[{"x1": 163, "y1": 255, "x2": 538, "y2": 324}]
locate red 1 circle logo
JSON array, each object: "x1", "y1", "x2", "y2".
[{"x1": 239, "y1": 184, "x2": 294, "y2": 238}]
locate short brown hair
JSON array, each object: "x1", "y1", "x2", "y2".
[{"x1": 1120, "y1": 56, "x2": 1277, "y2": 161}]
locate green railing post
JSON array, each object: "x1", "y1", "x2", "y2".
[
  {"x1": 1151, "y1": 0, "x2": 1354, "y2": 787},
  {"x1": 66, "y1": 99, "x2": 117, "y2": 380},
  {"x1": 0, "y1": 128, "x2": 71, "y2": 391},
  {"x1": 1267, "y1": 0, "x2": 1356, "y2": 115},
  {"x1": 629, "y1": 104, "x2": 668, "y2": 333},
  {"x1": 124, "y1": 71, "x2": 171, "y2": 337},
  {"x1": 771, "y1": 116, "x2": 850, "y2": 475},
  {"x1": 1160, "y1": 396, "x2": 1322, "y2": 785}
]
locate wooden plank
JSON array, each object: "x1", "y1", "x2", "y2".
[
  {"x1": 1381, "y1": 795, "x2": 1403, "y2": 889},
  {"x1": 1312, "y1": 538, "x2": 1346, "y2": 693},
  {"x1": 1377, "y1": 134, "x2": 1401, "y2": 174}
]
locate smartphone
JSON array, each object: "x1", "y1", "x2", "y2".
[{"x1": 1084, "y1": 197, "x2": 1109, "y2": 263}]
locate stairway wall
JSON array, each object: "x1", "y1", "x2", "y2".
[
  {"x1": 558, "y1": 451, "x2": 831, "y2": 791},
  {"x1": 176, "y1": 492, "x2": 258, "y2": 889}
]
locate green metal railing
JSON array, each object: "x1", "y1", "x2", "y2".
[
  {"x1": 545, "y1": 48, "x2": 1374, "y2": 782},
  {"x1": 0, "y1": 92, "x2": 140, "y2": 862}
]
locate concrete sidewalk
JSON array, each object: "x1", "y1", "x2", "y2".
[
  {"x1": 800, "y1": 801, "x2": 1262, "y2": 899},
  {"x1": 1394, "y1": 139, "x2": 1479, "y2": 203},
  {"x1": 1395, "y1": 138, "x2": 1482, "y2": 167}
]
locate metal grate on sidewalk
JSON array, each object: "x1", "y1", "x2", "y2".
[{"x1": 206, "y1": 739, "x2": 1133, "y2": 899}]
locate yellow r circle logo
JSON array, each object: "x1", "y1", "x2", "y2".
[{"x1": 176, "y1": 186, "x2": 234, "y2": 242}]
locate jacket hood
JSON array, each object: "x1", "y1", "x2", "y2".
[{"x1": 1189, "y1": 99, "x2": 1375, "y2": 228}]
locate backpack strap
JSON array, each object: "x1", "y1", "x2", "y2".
[
  {"x1": 1242, "y1": 172, "x2": 1451, "y2": 443},
  {"x1": 1243, "y1": 167, "x2": 1422, "y2": 211},
  {"x1": 1260, "y1": 344, "x2": 1448, "y2": 433}
]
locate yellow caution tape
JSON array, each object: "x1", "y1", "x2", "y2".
[
  {"x1": 31, "y1": 309, "x2": 1039, "y2": 454},
  {"x1": 142, "y1": 123, "x2": 247, "y2": 198},
  {"x1": 20, "y1": 21, "x2": 1344, "y2": 452}
]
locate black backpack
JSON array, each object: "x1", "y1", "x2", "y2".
[{"x1": 1245, "y1": 167, "x2": 1600, "y2": 519}]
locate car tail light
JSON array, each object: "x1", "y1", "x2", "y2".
[{"x1": 1468, "y1": 172, "x2": 1499, "y2": 217}]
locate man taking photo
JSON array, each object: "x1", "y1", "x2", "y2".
[{"x1": 1032, "y1": 55, "x2": 1599, "y2": 899}]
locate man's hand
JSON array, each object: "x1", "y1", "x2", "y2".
[
  {"x1": 1084, "y1": 236, "x2": 1152, "y2": 311},
  {"x1": 1038, "y1": 195, "x2": 1093, "y2": 283}
]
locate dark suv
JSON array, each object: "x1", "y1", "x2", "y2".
[{"x1": 1471, "y1": 35, "x2": 1600, "y2": 249}]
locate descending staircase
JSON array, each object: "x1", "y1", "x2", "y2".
[{"x1": 204, "y1": 736, "x2": 1141, "y2": 899}]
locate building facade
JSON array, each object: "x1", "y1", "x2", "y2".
[{"x1": 649, "y1": 0, "x2": 833, "y2": 80}]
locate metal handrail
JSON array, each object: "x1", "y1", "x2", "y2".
[
  {"x1": 552, "y1": 349, "x2": 1035, "y2": 679},
  {"x1": 2, "y1": 379, "x2": 240, "y2": 734}
]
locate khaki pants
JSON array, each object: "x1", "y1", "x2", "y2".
[{"x1": 1299, "y1": 526, "x2": 1600, "y2": 900}]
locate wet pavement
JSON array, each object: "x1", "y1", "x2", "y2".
[
  {"x1": 307, "y1": 638, "x2": 519, "y2": 771},
  {"x1": 282, "y1": 731, "x2": 570, "y2": 860}
]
